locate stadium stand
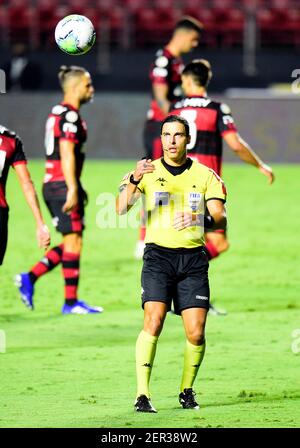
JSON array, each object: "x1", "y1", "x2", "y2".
[{"x1": 0, "y1": 0, "x2": 299, "y2": 48}]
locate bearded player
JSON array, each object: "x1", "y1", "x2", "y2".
[{"x1": 15, "y1": 65, "x2": 103, "y2": 314}]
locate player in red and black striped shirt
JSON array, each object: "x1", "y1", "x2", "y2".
[
  {"x1": 136, "y1": 17, "x2": 203, "y2": 259},
  {"x1": 170, "y1": 59, "x2": 275, "y2": 314},
  {"x1": 15, "y1": 66, "x2": 103, "y2": 315},
  {"x1": 144, "y1": 16, "x2": 203, "y2": 162},
  {"x1": 0, "y1": 125, "x2": 50, "y2": 265}
]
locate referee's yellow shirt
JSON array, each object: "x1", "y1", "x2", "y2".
[{"x1": 120, "y1": 158, "x2": 227, "y2": 249}]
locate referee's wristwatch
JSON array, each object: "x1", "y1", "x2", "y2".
[{"x1": 129, "y1": 174, "x2": 140, "y2": 185}]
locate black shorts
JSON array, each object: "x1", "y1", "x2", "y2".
[
  {"x1": 141, "y1": 243, "x2": 210, "y2": 315},
  {"x1": 0, "y1": 207, "x2": 9, "y2": 266},
  {"x1": 143, "y1": 119, "x2": 163, "y2": 160},
  {"x1": 43, "y1": 182, "x2": 85, "y2": 235}
]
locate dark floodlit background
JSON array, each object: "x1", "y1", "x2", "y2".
[{"x1": 0, "y1": 0, "x2": 299, "y2": 162}]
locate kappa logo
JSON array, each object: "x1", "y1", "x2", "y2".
[
  {"x1": 196, "y1": 295, "x2": 208, "y2": 301},
  {"x1": 156, "y1": 177, "x2": 167, "y2": 186}
]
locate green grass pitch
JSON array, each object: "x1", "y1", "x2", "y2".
[{"x1": 0, "y1": 161, "x2": 299, "y2": 428}]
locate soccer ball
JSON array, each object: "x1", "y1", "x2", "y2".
[{"x1": 55, "y1": 15, "x2": 96, "y2": 55}]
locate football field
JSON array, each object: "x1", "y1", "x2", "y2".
[{"x1": 0, "y1": 161, "x2": 299, "y2": 428}]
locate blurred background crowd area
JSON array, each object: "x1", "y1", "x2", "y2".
[
  {"x1": 0, "y1": 0, "x2": 299, "y2": 92},
  {"x1": 0, "y1": 0, "x2": 300, "y2": 49},
  {"x1": 0, "y1": 1, "x2": 298, "y2": 160}
]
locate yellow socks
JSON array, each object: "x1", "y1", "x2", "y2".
[
  {"x1": 135, "y1": 330, "x2": 158, "y2": 398},
  {"x1": 180, "y1": 339, "x2": 206, "y2": 392}
]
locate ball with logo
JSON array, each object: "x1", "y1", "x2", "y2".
[{"x1": 55, "y1": 15, "x2": 96, "y2": 55}]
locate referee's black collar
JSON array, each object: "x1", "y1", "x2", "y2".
[{"x1": 161, "y1": 157, "x2": 193, "y2": 176}]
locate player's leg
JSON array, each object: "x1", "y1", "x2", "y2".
[
  {"x1": 135, "y1": 244, "x2": 172, "y2": 412},
  {"x1": 52, "y1": 193, "x2": 103, "y2": 314},
  {"x1": 15, "y1": 244, "x2": 64, "y2": 310},
  {"x1": 61, "y1": 230, "x2": 103, "y2": 315},
  {"x1": 175, "y1": 249, "x2": 209, "y2": 409},
  {"x1": 0, "y1": 207, "x2": 9, "y2": 267},
  {"x1": 179, "y1": 308, "x2": 208, "y2": 410},
  {"x1": 135, "y1": 301, "x2": 168, "y2": 413},
  {"x1": 15, "y1": 188, "x2": 65, "y2": 309}
]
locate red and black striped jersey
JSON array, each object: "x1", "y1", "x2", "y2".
[
  {"x1": 148, "y1": 47, "x2": 184, "y2": 122},
  {"x1": 43, "y1": 102, "x2": 87, "y2": 184},
  {"x1": 0, "y1": 125, "x2": 27, "y2": 208},
  {"x1": 170, "y1": 96, "x2": 237, "y2": 175}
]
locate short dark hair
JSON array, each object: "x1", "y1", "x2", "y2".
[
  {"x1": 58, "y1": 65, "x2": 87, "y2": 88},
  {"x1": 182, "y1": 59, "x2": 212, "y2": 88},
  {"x1": 174, "y1": 16, "x2": 204, "y2": 34},
  {"x1": 160, "y1": 115, "x2": 190, "y2": 136}
]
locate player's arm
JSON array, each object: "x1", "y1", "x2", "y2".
[
  {"x1": 153, "y1": 83, "x2": 171, "y2": 115},
  {"x1": 116, "y1": 159, "x2": 155, "y2": 215},
  {"x1": 206, "y1": 199, "x2": 227, "y2": 231},
  {"x1": 60, "y1": 140, "x2": 78, "y2": 213},
  {"x1": 14, "y1": 163, "x2": 50, "y2": 249},
  {"x1": 223, "y1": 132, "x2": 275, "y2": 185}
]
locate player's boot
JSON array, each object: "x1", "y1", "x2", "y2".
[
  {"x1": 208, "y1": 303, "x2": 227, "y2": 316},
  {"x1": 15, "y1": 273, "x2": 34, "y2": 310},
  {"x1": 62, "y1": 300, "x2": 104, "y2": 315},
  {"x1": 179, "y1": 388, "x2": 200, "y2": 410},
  {"x1": 134, "y1": 240, "x2": 145, "y2": 260},
  {"x1": 134, "y1": 395, "x2": 157, "y2": 413},
  {"x1": 77, "y1": 300, "x2": 104, "y2": 313}
]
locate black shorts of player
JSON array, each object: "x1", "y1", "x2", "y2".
[
  {"x1": 143, "y1": 119, "x2": 163, "y2": 160},
  {"x1": 43, "y1": 181, "x2": 85, "y2": 235},
  {"x1": 141, "y1": 243, "x2": 210, "y2": 315},
  {"x1": 0, "y1": 207, "x2": 9, "y2": 266}
]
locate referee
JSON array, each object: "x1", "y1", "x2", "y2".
[{"x1": 116, "y1": 115, "x2": 227, "y2": 413}]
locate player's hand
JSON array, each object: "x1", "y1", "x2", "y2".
[
  {"x1": 173, "y1": 212, "x2": 197, "y2": 231},
  {"x1": 36, "y1": 224, "x2": 50, "y2": 249},
  {"x1": 133, "y1": 159, "x2": 155, "y2": 182},
  {"x1": 62, "y1": 189, "x2": 78, "y2": 214},
  {"x1": 259, "y1": 163, "x2": 275, "y2": 184}
]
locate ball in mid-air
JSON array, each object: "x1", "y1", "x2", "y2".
[{"x1": 55, "y1": 14, "x2": 96, "y2": 55}]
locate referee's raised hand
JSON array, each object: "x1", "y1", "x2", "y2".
[{"x1": 133, "y1": 159, "x2": 155, "y2": 182}]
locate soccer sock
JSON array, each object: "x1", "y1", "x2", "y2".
[
  {"x1": 180, "y1": 339, "x2": 206, "y2": 392},
  {"x1": 29, "y1": 244, "x2": 63, "y2": 283},
  {"x1": 62, "y1": 251, "x2": 80, "y2": 305},
  {"x1": 205, "y1": 241, "x2": 220, "y2": 260},
  {"x1": 136, "y1": 330, "x2": 158, "y2": 398}
]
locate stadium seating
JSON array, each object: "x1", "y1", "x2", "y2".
[{"x1": 0, "y1": 0, "x2": 299, "y2": 49}]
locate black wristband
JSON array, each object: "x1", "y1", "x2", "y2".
[
  {"x1": 129, "y1": 174, "x2": 140, "y2": 185},
  {"x1": 204, "y1": 215, "x2": 215, "y2": 229}
]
